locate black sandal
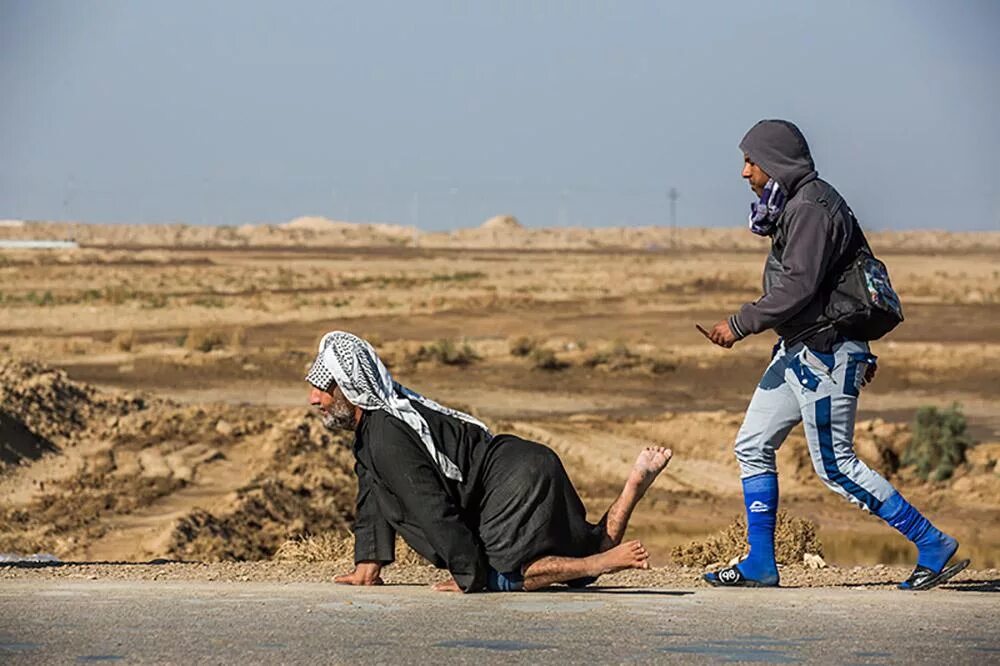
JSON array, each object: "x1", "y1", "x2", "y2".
[{"x1": 898, "y1": 558, "x2": 970, "y2": 591}]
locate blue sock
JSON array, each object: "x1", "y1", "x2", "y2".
[
  {"x1": 736, "y1": 472, "x2": 779, "y2": 584},
  {"x1": 876, "y1": 492, "x2": 957, "y2": 572},
  {"x1": 487, "y1": 568, "x2": 524, "y2": 592}
]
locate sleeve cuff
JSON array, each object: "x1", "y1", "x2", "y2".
[{"x1": 729, "y1": 314, "x2": 748, "y2": 340}]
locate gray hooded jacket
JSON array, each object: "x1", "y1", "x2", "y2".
[{"x1": 729, "y1": 120, "x2": 863, "y2": 351}]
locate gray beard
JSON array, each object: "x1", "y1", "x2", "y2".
[{"x1": 321, "y1": 405, "x2": 356, "y2": 432}]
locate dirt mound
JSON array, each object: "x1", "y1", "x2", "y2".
[
  {"x1": 480, "y1": 215, "x2": 523, "y2": 231},
  {"x1": 166, "y1": 417, "x2": 356, "y2": 562},
  {"x1": 0, "y1": 359, "x2": 145, "y2": 450},
  {"x1": 670, "y1": 511, "x2": 823, "y2": 568},
  {"x1": 0, "y1": 360, "x2": 358, "y2": 562},
  {"x1": 281, "y1": 215, "x2": 355, "y2": 231},
  {"x1": 7, "y1": 219, "x2": 999, "y2": 253}
]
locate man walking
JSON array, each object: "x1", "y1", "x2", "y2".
[{"x1": 701, "y1": 119, "x2": 968, "y2": 590}]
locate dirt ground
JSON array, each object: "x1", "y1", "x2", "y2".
[{"x1": 2, "y1": 222, "x2": 999, "y2": 581}]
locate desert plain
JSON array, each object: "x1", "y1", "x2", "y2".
[{"x1": 2, "y1": 217, "x2": 999, "y2": 587}]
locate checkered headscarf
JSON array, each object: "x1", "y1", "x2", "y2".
[{"x1": 305, "y1": 331, "x2": 490, "y2": 482}]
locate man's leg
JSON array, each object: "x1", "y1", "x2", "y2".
[
  {"x1": 705, "y1": 347, "x2": 802, "y2": 587},
  {"x1": 499, "y1": 446, "x2": 670, "y2": 592},
  {"x1": 598, "y1": 446, "x2": 673, "y2": 550},
  {"x1": 796, "y1": 341, "x2": 967, "y2": 590},
  {"x1": 520, "y1": 541, "x2": 650, "y2": 591}
]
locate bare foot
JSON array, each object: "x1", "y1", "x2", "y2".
[
  {"x1": 626, "y1": 446, "x2": 673, "y2": 497},
  {"x1": 594, "y1": 540, "x2": 650, "y2": 574},
  {"x1": 431, "y1": 578, "x2": 462, "y2": 593},
  {"x1": 334, "y1": 562, "x2": 384, "y2": 586}
]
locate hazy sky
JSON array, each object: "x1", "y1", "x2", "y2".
[{"x1": 2, "y1": 1, "x2": 998, "y2": 230}]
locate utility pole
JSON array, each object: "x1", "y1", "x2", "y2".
[{"x1": 668, "y1": 187, "x2": 679, "y2": 246}]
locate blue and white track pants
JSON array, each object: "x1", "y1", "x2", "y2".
[{"x1": 734, "y1": 338, "x2": 896, "y2": 513}]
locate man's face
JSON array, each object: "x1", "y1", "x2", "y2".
[
  {"x1": 309, "y1": 384, "x2": 357, "y2": 432},
  {"x1": 742, "y1": 154, "x2": 770, "y2": 197}
]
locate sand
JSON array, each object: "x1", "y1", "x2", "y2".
[{"x1": 2, "y1": 221, "x2": 998, "y2": 576}]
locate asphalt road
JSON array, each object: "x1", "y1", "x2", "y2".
[{"x1": 1, "y1": 580, "x2": 998, "y2": 664}]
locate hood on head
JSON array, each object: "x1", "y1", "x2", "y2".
[{"x1": 739, "y1": 120, "x2": 817, "y2": 195}]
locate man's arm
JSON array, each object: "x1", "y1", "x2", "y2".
[
  {"x1": 335, "y1": 459, "x2": 395, "y2": 586},
  {"x1": 730, "y1": 204, "x2": 838, "y2": 338},
  {"x1": 353, "y1": 460, "x2": 397, "y2": 565},
  {"x1": 373, "y1": 420, "x2": 489, "y2": 593}
]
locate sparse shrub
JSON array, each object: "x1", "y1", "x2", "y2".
[
  {"x1": 649, "y1": 359, "x2": 678, "y2": 374},
  {"x1": 142, "y1": 293, "x2": 168, "y2": 309},
  {"x1": 229, "y1": 327, "x2": 247, "y2": 350},
  {"x1": 185, "y1": 328, "x2": 227, "y2": 353},
  {"x1": 530, "y1": 348, "x2": 569, "y2": 371},
  {"x1": 25, "y1": 290, "x2": 56, "y2": 306},
  {"x1": 430, "y1": 271, "x2": 486, "y2": 283},
  {"x1": 192, "y1": 295, "x2": 225, "y2": 308},
  {"x1": 274, "y1": 532, "x2": 431, "y2": 566},
  {"x1": 412, "y1": 339, "x2": 479, "y2": 366},
  {"x1": 509, "y1": 336, "x2": 537, "y2": 357},
  {"x1": 113, "y1": 330, "x2": 136, "y2": 352},
  {"x1": 103, "y1": 285, "x2": 133, "y2": 305},
  {"x1": 903, "y1": 404, "x2": 973, "y2": 481},
  {"x1": 584, "y1": 342, "x2": 641, "y2": 371}
]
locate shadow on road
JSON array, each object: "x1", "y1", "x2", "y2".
[
  {"x1": 941, "y1": 579, "x2": 1000, "y2": 593},
  {"x1": 0, "y1": 559, "x2": 181, "y2": 569},
  {"x1": 555, "y1": 586, "x2": 694, "y2": 596}
]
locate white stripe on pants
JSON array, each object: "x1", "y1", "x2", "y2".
[{"x1": 733, "y1": 339, "x2": 896, "y2": 513}]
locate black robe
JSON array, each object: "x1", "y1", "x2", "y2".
[{"x1": 351, "y1": 401, "x2": 603, "y2": 592}]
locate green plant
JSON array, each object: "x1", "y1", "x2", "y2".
[
  {"x1": 530, "y1": 347, "x2": 569, "y2": 371},
  {"x1": 430, "y1": 271, "x2": 486, "y2": 283},
  {"x1": 192, "y1": 295, "x2": 225, "y2": 308},
  {"x1": 185, "y1": 329, "x2": 227, "y2": 353},
  {"x1": 413, "y1": 339, "x2": 479, "y2": 366},
  {"x1": 649, "y1": 359, "x2": 678, "y2": 374},
  {"x1": 509, "y1": 336, "x2": 537, "y2": 357},
  {"x1": 583, "y1": 342, "x2": 640, "y2": 371},
  {"x1": 903, "y1": 404, "x2": 973, "y2": 481},
  {"x1": 25, "y1": 290, "x2": 56, "y2": 306}
]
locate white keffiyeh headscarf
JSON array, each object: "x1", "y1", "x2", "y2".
[{"x1": 305, "y1": 330, "x2": 490, "y2": 482}]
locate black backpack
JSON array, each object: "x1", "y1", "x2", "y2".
[{"x1": 822, "y1": 213, "x2": 904, "y2": 341}]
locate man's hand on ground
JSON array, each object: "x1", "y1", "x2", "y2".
[
  {"x1": 431, "y1": 577, "x2": 462, "y2": 593},
  {"x1": 334, "y1": 562, "x2": 384, "y2": 586},
  {"x1": 697, "y1": 320, "x2": 738, "y2": 348}
]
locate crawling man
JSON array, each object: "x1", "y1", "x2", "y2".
[{"x1": 305, "y1": 330, "x2": 671, "y2": 592}]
